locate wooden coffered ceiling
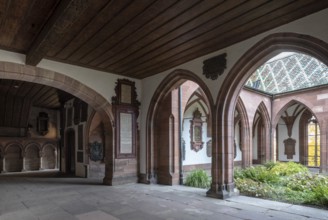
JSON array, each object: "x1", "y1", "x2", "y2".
[{"x1": 1, "y1": 0, "x2": 328, "y2": 79}]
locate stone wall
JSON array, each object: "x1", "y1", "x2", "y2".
[{"x1": 0, "y1": 138, "x2": 58, "y2": 172}]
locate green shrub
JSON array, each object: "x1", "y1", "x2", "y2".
[
  {"x1": 234, "y1": 166, "x2": 280, "y2": 184},
  {"x1": 269, "y1": 162, "x2": 308, "y2": 176},
  {"x1": 234, "y1": 162, "x2": 328, "y2": 208},
  {"x1": 185, "y1": 169, "x2": 211, "y2": 189},
  {"x1": 312, "y1": 182, "x2": 328, "y2": 207}
]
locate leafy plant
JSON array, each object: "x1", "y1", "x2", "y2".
[
  {"x1": 185, "y1": 169, "x2": 211, "y2": 189},
  {"x1": 269, "y1": 162, "x2": 308, "y2": 176},
  {"x1": 234, "y1": 162, "x2": 328, "y2": 209}
]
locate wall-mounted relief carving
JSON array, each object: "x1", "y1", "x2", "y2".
[
  {"x1": 90, "y1": 141, "x2": 103, "y2": 162},
  {"x1": 284, "y1": 138, "x2": 296, "y2": 159},
  {"x1": 181, "y1": 138, "x2": 185, "y2": 161},
  {"x1": 202, "y1": 53, "x2": 227, "y2": 80},
  {"x1": 190, "y1": 108, "x2": 204, "y2": 152},
  {"x1": 206, "y1": 140, "x2": 212, "y2": 157}
]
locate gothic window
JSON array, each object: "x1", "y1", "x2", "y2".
[{"x1": 307, "y1": 117, "x2": 320, "y2": 167}]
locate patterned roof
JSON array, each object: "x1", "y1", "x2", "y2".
[{"x1": 245, "y1": 52, "x2": 328, "y2": 94}]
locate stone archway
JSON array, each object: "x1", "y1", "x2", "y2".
[
  {"x1": 235, "y1": 97, "x2": 250, "y2": 168},
  {"x1": 0, "y1": 61, "x2": 114, "y2": 184},
  {"x1": 145, "y1": 69, "x2": 214, "y2": 185},
  {"x1": 212, "y1": 32, "x2": 328, "y2": 198}
]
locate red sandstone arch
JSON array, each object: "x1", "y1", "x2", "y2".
[
  {"x1": 235, "y1": 97, "x2": 250, "y2": 168},
  {"x1": 213, "y1": 32, "x2": 328, "y2": 198},
  {"x1": 252, "y1": 102, "x2": 271, "y2": 164},
  {"x1": 145, "y1": 69, "x2": 214, "y2": 185},
  {"x1": 0, "y1": 61, "x2": 114, "y2": 183}
]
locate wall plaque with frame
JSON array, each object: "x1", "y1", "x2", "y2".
[
  {"x1": 112, "y1": 79, "x2": 140, "y2": 159},
  {"x1": 190, "y1": 108, "x2": 204, "y2": 152}
]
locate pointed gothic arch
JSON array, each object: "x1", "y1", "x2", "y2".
[
  {"x1": 145, "y1": 69, "x2": 214, "y2": 185},
  {"x1": 235, "y1": 97, "x2": 250, "y2": 168},
  {"x1": 212, "y1": 32, "x2": 328, "y2": 198},
  {"x1": 252, "y1": 102, "x2": 271, "y2": 164}
]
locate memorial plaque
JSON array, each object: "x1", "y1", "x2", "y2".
[
  {"x1": 121, "y1": 84, "x2": 132, "y2": 104},
  {"x1": 120, "y1": 112, "x2": 133, "y2": 154}
]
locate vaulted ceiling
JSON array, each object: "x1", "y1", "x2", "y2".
[{"x1": 1, "y1": 0, "x2": 328, "y2": 79}]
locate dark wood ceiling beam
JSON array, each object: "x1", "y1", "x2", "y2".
[
  {"x1": 0, "y1": 0, "x2": 31, "y2": 47},
  {"x1": 47, "y1": 0, "x2": 110, "y2": 58},
  {"x1": 66, "y1": 0, "x2": 153, "y2": 63},
  {"x1": 26, "y1": 0, "x2": 90, "y2": 66},
  {"x1": 114, "y1": 0, "x2": 290, "y2": 74},
  {"x1": 11, "y1": 0, "x2": 60, "y2": 51},
  {"x1": 79, "y1": 0, "x2": 179, "y2": 65},
  {"x1": 128, "y1": 0, "x2": 326, "y2": 78}
]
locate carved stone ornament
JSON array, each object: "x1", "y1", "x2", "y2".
[
  {"x1": 284, "y1": 138, "x2": 296, "y2": 159},
  {"x1": 202, "y1": 53, "x2": 227, "y2": 80},
  {"x1": 181, "y1": 138, "x2": 186, "y2": 161},
  {"x1": 90, "y1": 141, "x2": 103, "y2": 162},
  {"x1": 206, "y1": 140, "x2": 212, "y2": 157},
  {"x1": 190, "y1": 108, "x2": 204, "y2": 152}
]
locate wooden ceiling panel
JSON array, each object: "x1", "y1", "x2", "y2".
[
  {"x1": 78, "y1": 0, "x2": 179, "y2": 65},
  {"x1": 66, "y1": 0, "x2": 154, "y2": 63},
  {"x1": 0, "y1": 79, "x2": 74, "y2": 109},
  {"x1": 130, "y1": 0, "x2": 328, "y2": 78},
  {"x1": 46, "y1": 0, "x2": 109, "y2": 57},
  {"x1": 0, "y1": 0, "x2": 327, "y2": 78},
  {"x1": 87, "y1": 0, "x2": 200, "y2": 68},
  {"x1": 52, "y1": 0, "x2": 132, "y2": 60},
  {"x1": 11, "y1": 0, "x2": 60, "y2": 51},
  {"x1": 109, "y1": 0, "x2": 269, "y2": 74},
  {"x1": 93, "y1": 0, "x2": 222, "y2": 69},
  {"x1": 118, "y1": 0, "x2": 294, "y2": 76}
]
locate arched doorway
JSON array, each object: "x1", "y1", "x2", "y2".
[
  {"x1": 213, "y1": 33, "x2": 328, "y2": 198},
  {"x1": 146, "y1": 69, "x2": 213, "y2": 186}
]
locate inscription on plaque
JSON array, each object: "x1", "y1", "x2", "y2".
[
  {"x1": 120, "y1": 113, "x2": 133, "y2": 154},
  {"x1": 121, "y1": 84, "x2": 132, "y2": 104}
]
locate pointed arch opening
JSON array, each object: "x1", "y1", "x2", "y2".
[
  {"x1": 213, "y1": 32, "x2": 328, "y2": 198},
  {"x1": 145, "y1": 69, "x2": 214, "y2": 187}
]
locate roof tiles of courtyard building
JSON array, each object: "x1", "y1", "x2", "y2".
[{"x1": 245, "y1": 52, "x2": 328, "y2": 94}]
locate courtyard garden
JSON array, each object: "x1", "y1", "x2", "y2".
[
  {"x1": 234, "y1": 162, "x2": 328, "y2": 209},
  {"x1": 185, "y1": 162, "x2": 328, "y2": 209}
]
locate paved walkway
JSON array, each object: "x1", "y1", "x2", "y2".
[{"x1": 0, "y1": 173, "x2": 327, "y2": 220}]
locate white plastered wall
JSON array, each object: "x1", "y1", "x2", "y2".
[{"x1": 182, "y1": 102, "x2": 211, "y2": 166}]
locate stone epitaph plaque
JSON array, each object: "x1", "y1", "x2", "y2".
[
  {"x1": 112, "y1": 79, "x2": 140, "y2": 158},
  {"x1": 121, "y1": 84, "x2": 132, "y2": 104},
  {"x1": 120, "y1": 113, "x2": 133, "y2": 154}
]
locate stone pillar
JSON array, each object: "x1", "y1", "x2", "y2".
[
  {"x1": 2, "y1": 153, "x2": 6, "y2": 173},
  {"x1": 21, "y1": 151, "x2": 26, "y2": 172},
  {"x1": 320, "y1": 119, "x2": 327, "y2": 173},
  {"x1": 39, "y1": 150, "x2": 43, "y2": 170},
  {"x1": 103, "y1": 121, "x2": 113, "y2": 185}
]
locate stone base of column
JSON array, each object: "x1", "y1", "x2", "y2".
[
  {"x1": 138, "y1": 173, "x2": 150, "y2": 184},
  {"x1": 206, "y1": 183, "x2": 239, "y2": 200}
]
